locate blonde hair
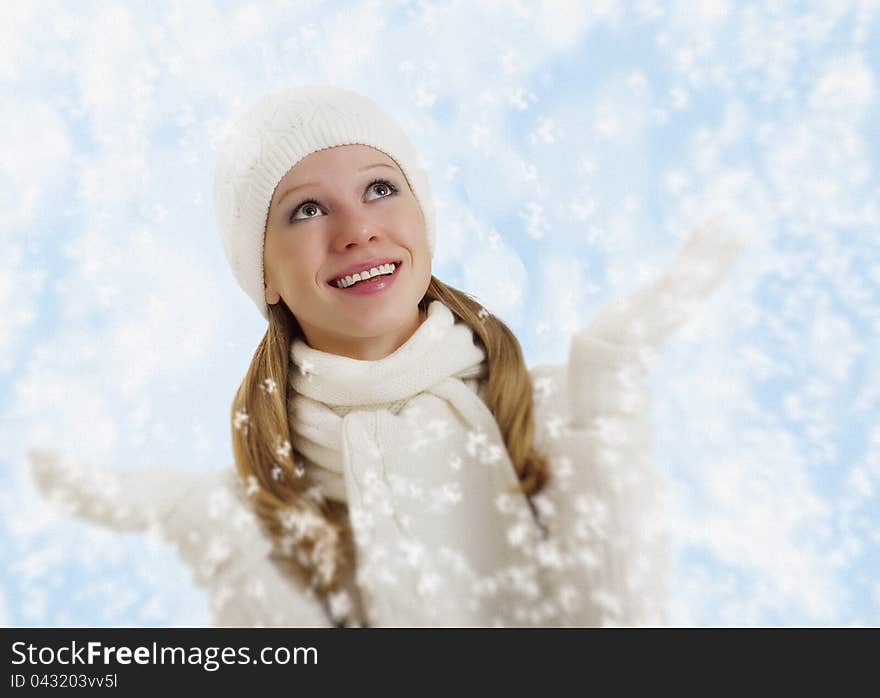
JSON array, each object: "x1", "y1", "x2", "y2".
[{"x1": 230, "y1": 277, "x2": 550, "y2": 623}]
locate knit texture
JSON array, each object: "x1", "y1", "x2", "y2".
[
  {"x1": 287, "y1": 299, "x2": 557, "y2": 626},
  {"x1": 288, "y1": 300, "x2": 486, "y2": 501},
  {"x1": 213, "y1": 84, "x2": 437, "y2": 320}
]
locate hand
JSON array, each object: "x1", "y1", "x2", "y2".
[
  {"x1": 567, "y1": 213, "x2": 749, "y2": 427},
  {"x1": 26, "y1": 447, "x2": 331, "y2": 627},
  {"x1": 580, "y1": 212, "x2": 749, "y2": 355}
]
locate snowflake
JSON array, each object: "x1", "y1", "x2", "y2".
[
  {"x1": 439, "y1": 482, "x2": 462, "y2": 505},
  {"x1": 211, "y1": 584, "x2": 235, "y2": 611},
  {"x1": 533, "y1": 376, "x2": 556, "y2": 402},
  {"x1": 271, "y1": 465, "x2": 283, "y2": 481},
  {"x1": 233, "y1": 410, "x2": 249, "y2": 432},
  {"x1": 417, "y1": 572, "x2": 443, "y2": 596},
  {"x1": 348, "y1": 506, "x2": 375, "y2": 533},
  {"x1": 406, "y1": 430, "x2": 430, "y2": 454},
  {"x1": 278, "y1": 510, "x2": 300, "y2": 533},
  {"x1": 576, "y1": 546, "x2": 601, "y2": 570},
  {"x1": 261, "y1": 377, "x2": 277, "y2": 394},
  {"x1": 465, "y1": 428, "x2": 488, "y2": 457},
  {"x1": 557, "y1": 585, "x2": 581, "y2": 612},
  {"x1": 508, "y1": 565, "x2": 541, "y2": 598},
  {"x1": 244, "y1": 475, "x2": 259, "y2": 497},
  {"x1": 378, "y1": 498, "x2": 394, "y2": 518},
  {"x1": 483, "y1": 444, "x2": 504, "y2": 465},
  {"x1": 374, "y1": 567, "x2": 399, "y2": 587},
  {"x1": 275, "y1": 438, "x2": 291, "y2": 458},
  {"x1": 506, "y1": 522, "x2": 530, "y2": 547},
  {"x1": 546, "y1": 414, "x2": 568, "y2": 439},
  {"x1": 231, "y1": 508, "x2": 254, "y2": 533},
  {"x1": 200, "y1": 536, "x2": 233, "y2": 577},
  {"x1": 398, "y1": 540, "x2": 426, "y2": 567},
  {"x1": 495, "y1": 493, "x2": 515, "y2": 514},
  {"x1": 247, "y1": 578, "x2": 267, "y2": 602},
  {"x1": 472, "y1": 577, "x2": 492, "y2": 597},
  {"x1": 534, "y1": 376, "x2": 559, "y2": 402},
  {"x1": 304, "y1": 485, "x2": 325, "y2": 505},
  {"x1": 272, "y1": 534, "x2": 293, "y2": 556},
  {"x1": 278, "y1": 510, "x2": 336, "y2": 571},
  {"x1": 531, "y1": 492, "x2": 557, "y2": 520},
  {"x1": 591, "y1": 588, "x2": 623, "y2": 617},
  {"x1": 535, "y1": 539, "x2": 563, "y2": 569},
  {"x1": 328, "y1": 590, "x2": 353, "y2": 618},
  {"x1": 207, "y1": 488, "x2": 232, "y2": 519},
  {"x1": 438, "y1": 546, "x2": 471, "y2": 576},
  {"x1": 554, "y1": 456, "x2": 574, "y2": 479},
  {"x1": 297, "y1": 358, "x2": 316, "y2": 382},
  {"x1": 425, "y1": 417, "x2": 452, "y2": 441}
]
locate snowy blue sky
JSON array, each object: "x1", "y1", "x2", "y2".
[{"x1": 1, "y1": 0, "x2": 878, "y2": 627}]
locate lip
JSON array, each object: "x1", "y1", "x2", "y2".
[
  {"x1": 326, "y1": 257, "x2": 401, "y2": 284},
  {"x1": 328, "y1": 259, "x2": 403, "y2": 296}
]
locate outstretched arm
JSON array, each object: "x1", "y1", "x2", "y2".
[
  {"x1": 530, "y1": 213, "x2": 749, "y2": 626},
  {"x1": 26, "y1": 448, "x2": 332, "y2": 627}
]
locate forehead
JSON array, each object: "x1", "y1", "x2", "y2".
[{"x1": 271, "y1": 144, "x2": 399, "y2": 201}]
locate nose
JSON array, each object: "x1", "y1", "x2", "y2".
[{"x1": 332, "y1": 209, "x2": 384, "y2": 250}]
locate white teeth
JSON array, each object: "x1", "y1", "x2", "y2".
[{"x1": 334, "y1": 263, "x2": 397, "y2": 288}]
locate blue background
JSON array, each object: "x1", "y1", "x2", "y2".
[{"x1": 1, "y1": 0, "x2": 878, "y2": 626}]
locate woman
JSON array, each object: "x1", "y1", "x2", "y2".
[{"x1": 28, "y1": 84, "x2": 748, "y2": 627}]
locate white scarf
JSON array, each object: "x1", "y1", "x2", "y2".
[{"x1": 288, "y1": 300, "x2": 562, "y2": 627}]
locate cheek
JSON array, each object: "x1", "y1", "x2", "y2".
[
  {"x1": 267, "y1": 235, "x2": 315, "y2": 285},
  {"x1": 286, "y1": 250, "x2": 324, "y2": 289},
  {"x1": 398, "y1": 205, "x2": 426, "y2": 242}
]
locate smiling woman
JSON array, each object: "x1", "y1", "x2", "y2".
[
  {"x1": 28, "y1": 84, "x2": 747, "y2": 629},
  {"x1": 261, "y1": 143, "x2": 431, "y2": 361},
  {"x1": 211, "y1": 86, "x2": 561, "y2": 626}
]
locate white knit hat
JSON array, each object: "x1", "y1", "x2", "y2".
[{"x1": 213, "y1": 84, "x2": 437, "y2": 321}]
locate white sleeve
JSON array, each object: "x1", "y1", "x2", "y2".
[
  {"x1": 27, "y1": 448, "x2": 332, "y2": 628},
  {"x1": 529, "y1": 357, "x2": 669, "y2": 627},
  {"x1": 527, "y1": 213, "x2": 749, "y2": 626}
]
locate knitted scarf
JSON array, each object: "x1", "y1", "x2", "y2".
[{"x1": 287, "y1": 300, "x2": 560, "y2": 627}]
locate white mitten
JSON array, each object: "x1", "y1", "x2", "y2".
[
  {"x1": 26, "y1": 447, "x2": 332, "y2": 627},
  {"x1": 569, "y1": 213, "x2": 749, "y2": 427}
]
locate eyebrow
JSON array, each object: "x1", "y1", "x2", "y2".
[{"x1": 275, "y1": 163, "x2": 398, "y2": 209}]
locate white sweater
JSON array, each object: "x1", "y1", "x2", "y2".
[{"x1": 26, "y1": 215, "x2": 747, "y2": 628}]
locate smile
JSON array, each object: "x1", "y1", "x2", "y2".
[{"x1": 327, "y1": 260, "x2": 403, "y2": 297}]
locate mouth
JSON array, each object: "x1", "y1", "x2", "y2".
[{"x1": 326, "y1": 259, "x2": 403, "y2": 291}]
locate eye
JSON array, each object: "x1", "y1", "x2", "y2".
[
  {"x1": 365, "y1": 178, "x2": 398, "y2": 201},
  {"x1": 288, "y1": 178, "x2": 399, "y2": 223},
  {"x1": 290, "y1": 198, "x2": 321, "y2": 222}
]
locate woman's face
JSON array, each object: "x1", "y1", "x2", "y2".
[{"x1": 264, "y1": 144, "x2": 431, "y2": 360}]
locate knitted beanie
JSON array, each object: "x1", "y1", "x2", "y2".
[{"x1": 213, "y1": 84, "x2": 436, "y2": 321}]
